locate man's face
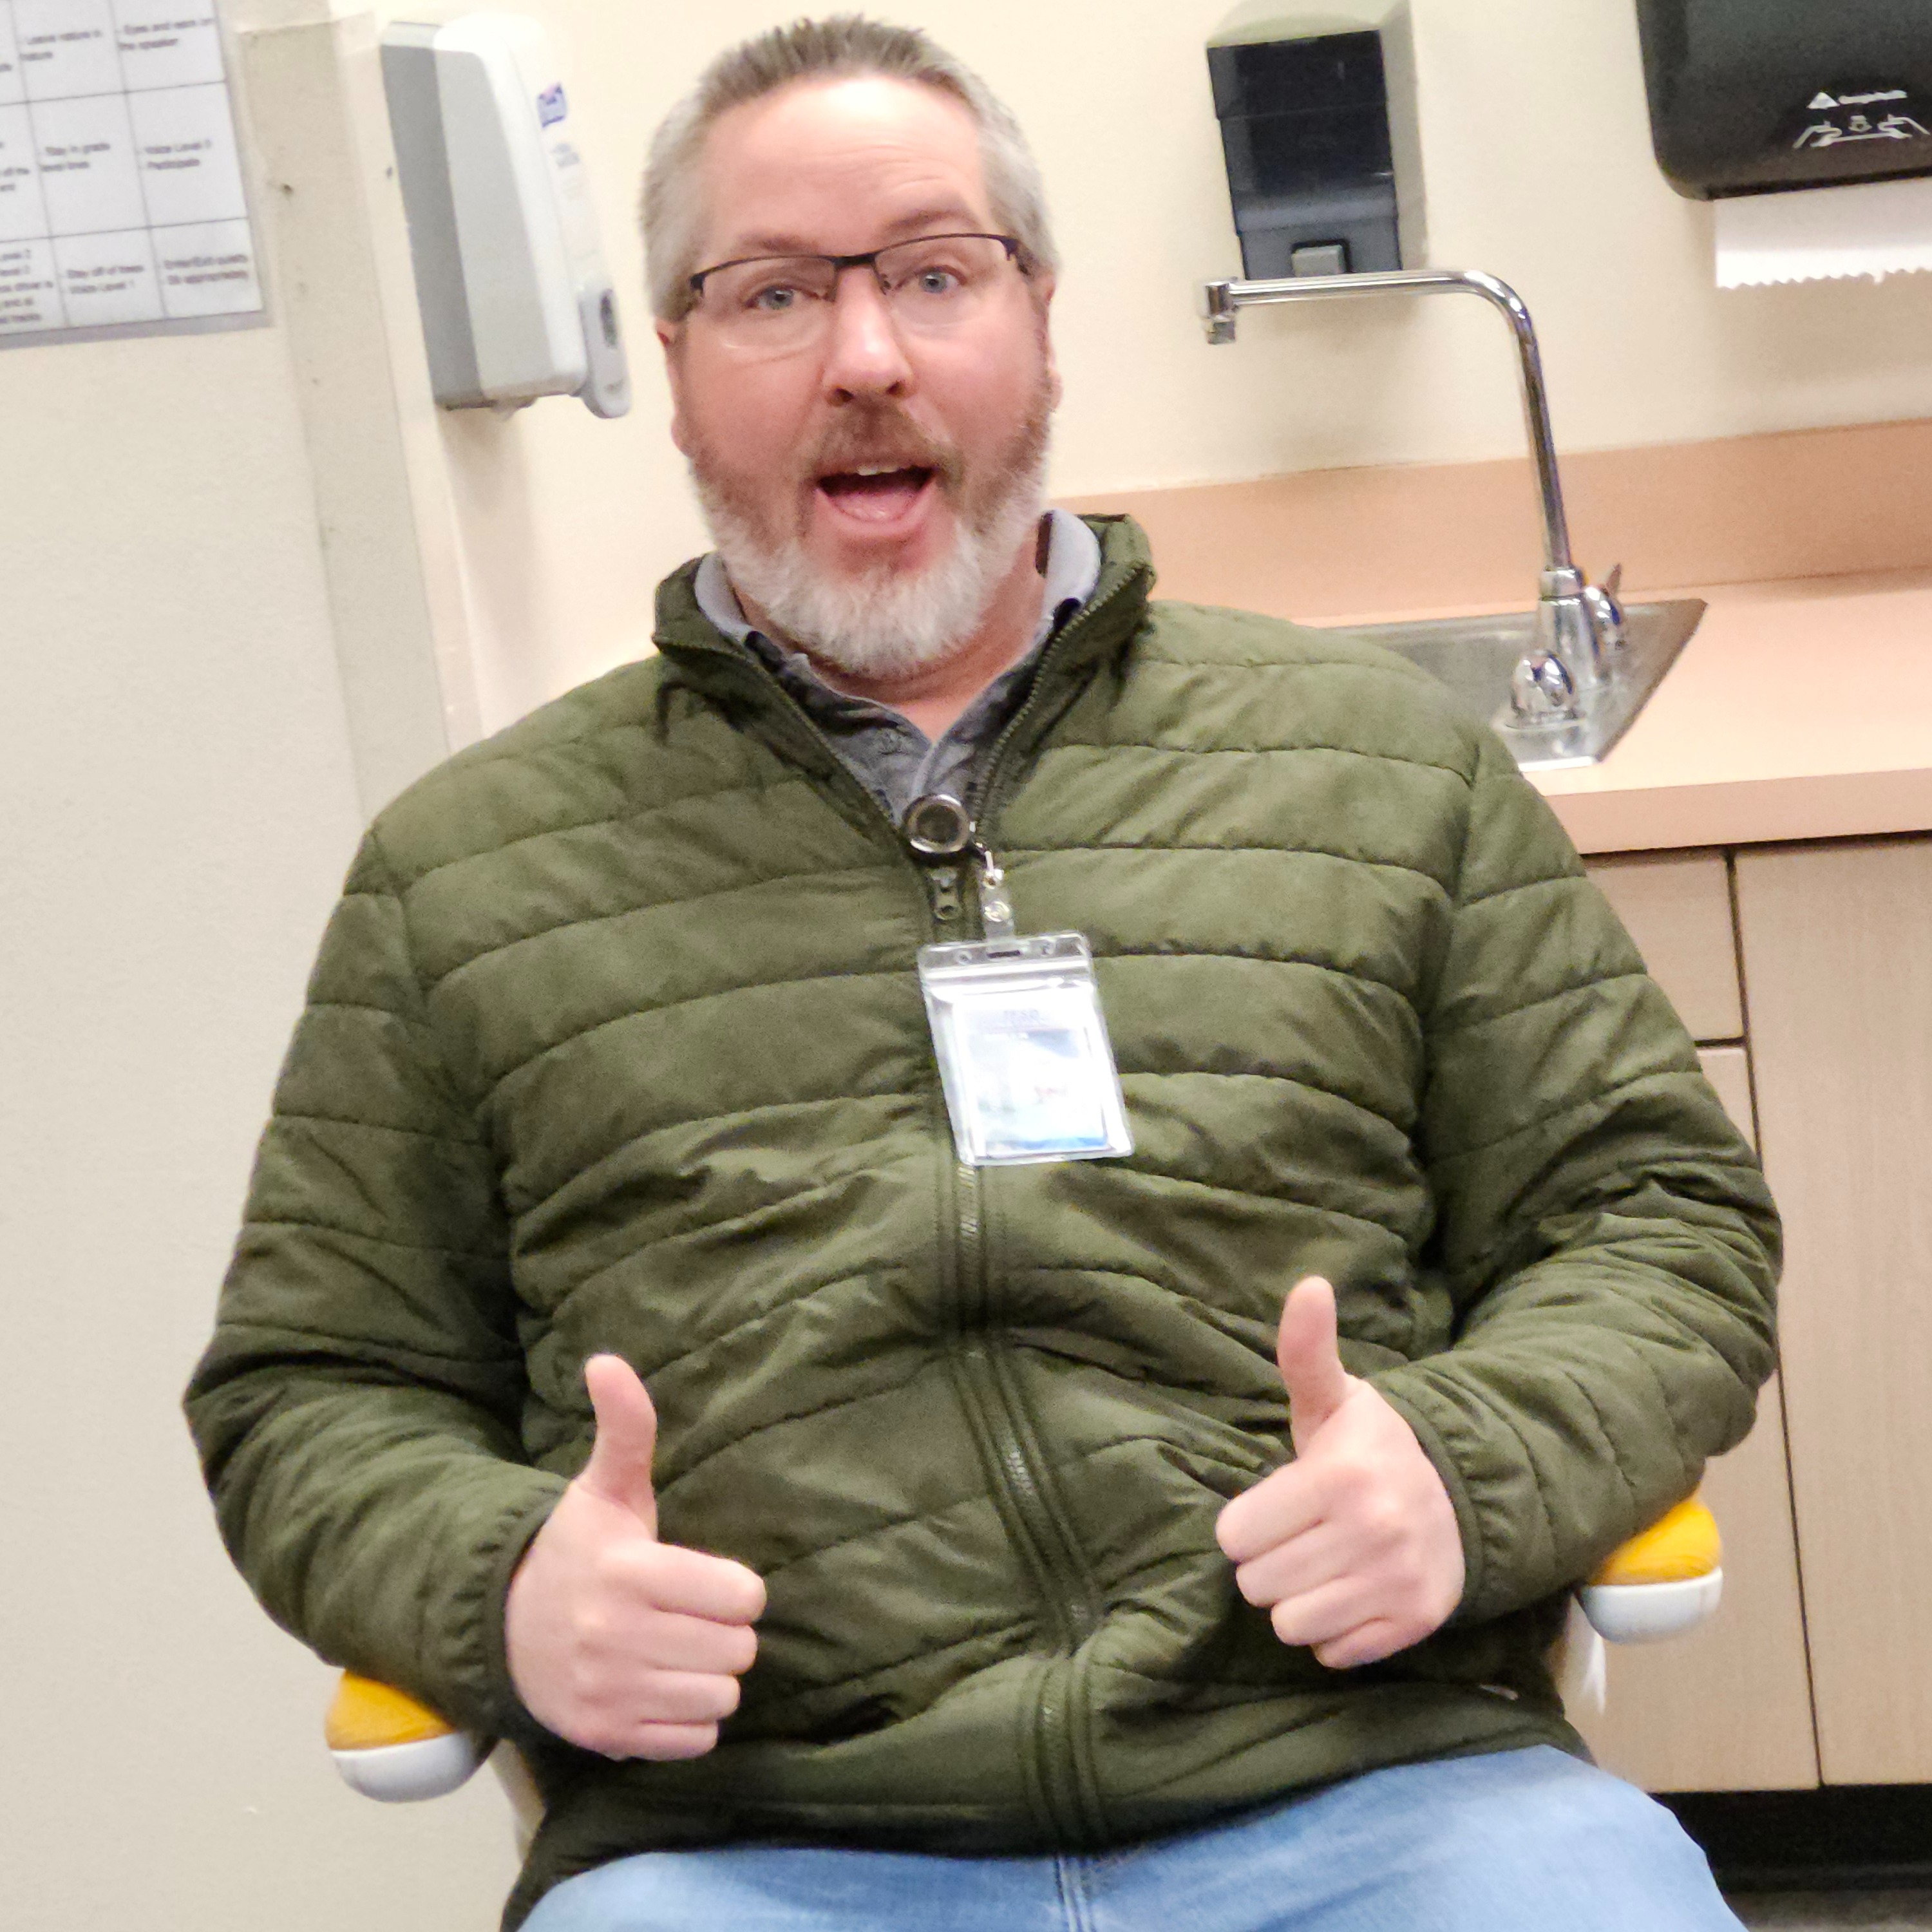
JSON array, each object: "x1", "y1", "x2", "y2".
[{"x1": 658, "y1": 76, "x2": 1059, "y2": 671}]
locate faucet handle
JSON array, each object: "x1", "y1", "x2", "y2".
[
  {"x1": 1510, "y1": 650, "x2": 1580, "y2": 725},
  {"x1": 1583, "y1": 565, "x2": 1627, "y2": 661}
]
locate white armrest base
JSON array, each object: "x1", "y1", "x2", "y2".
[
  {"x1": 332, "y1": 1731, "x2": 486, "y2": 1802},
  {"x1": 1580, "y1": 1568, "x2": 1723, "y2": 1644}
]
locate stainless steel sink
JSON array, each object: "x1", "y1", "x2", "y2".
[{"x1": 1329, "y1": 598, "x2": 1705, "y2": 771}]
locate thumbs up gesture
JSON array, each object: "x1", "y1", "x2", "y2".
[
  {"x1": 1215, "y1": 1278, "x2": 1465, "y2": 1669},
  {"x1": 505, "y1": 1355, "x2": 766, "y2": 1759}
]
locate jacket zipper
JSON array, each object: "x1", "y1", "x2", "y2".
[
  {"x1": 946, "y1": 573, "x2": 1149, "y2": 1848},
  {"x1": 668, "y1": 565, "x2": 1147, "y2": 1844}
]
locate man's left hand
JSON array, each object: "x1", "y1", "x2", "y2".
[{"x1": 1215, "y1": 1276, "x2": 1466, "y2": 1669}]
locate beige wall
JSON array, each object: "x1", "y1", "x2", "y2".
[
  {"x1": 0, "y1": 8, "x2": 510, "y2": 1929},
  {"x1": 371, "y1": 0, "x2": 1932, "y2": 728},
  {"x1": 0, "y1": 264, "x2": 513, "y2": 1932}
]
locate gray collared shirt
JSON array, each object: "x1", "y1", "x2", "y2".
[{"x1": 693, "y1": 509, "x2": 1103, "y2": 824}]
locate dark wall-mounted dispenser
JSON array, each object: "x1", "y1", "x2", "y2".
[
  {"x1": 1207, "y1": 3, "x2": 1426, "y2": 278},
  {"x1": 1635, "y1": 0, "x2": 1932, "y2": 200}
]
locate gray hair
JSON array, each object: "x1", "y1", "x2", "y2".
[{"x1": 642, "y1": 15, "x2": 1057, "y2": 323}]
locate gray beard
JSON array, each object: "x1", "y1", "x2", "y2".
[{"x1": 688, "y1": 410, "x2": 1052, "y2": 680}]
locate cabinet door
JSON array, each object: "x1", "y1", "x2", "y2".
[
  {"x1": 1567, "y1": 1046, "x2": 1819, "y2": 1792},
  {"x1": 1585, "y1": 851, "x2": 1743, "y2": 1043},
  {"x1": 1736, "y1": 837, "x2": 1932, "y2": 1784}
]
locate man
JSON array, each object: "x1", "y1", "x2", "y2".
[{"x1": 187, "y1": 18, "x2": 1777, "y2": 1931}]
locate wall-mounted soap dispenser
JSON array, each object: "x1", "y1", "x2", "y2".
[
  {"x1": 1207, "y1": 3, "x2": 1426, "y2": 278},
  {"x1": 1636, "y1": 0, "x2": 1932, "y2": 200},
  {"x1": 382, "y1": 12, "x2": 630, "y2": 416}
]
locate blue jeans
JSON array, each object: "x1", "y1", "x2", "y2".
[{"x1": 522, "y1": 1745, "x2": 1742, "y2": 1931}]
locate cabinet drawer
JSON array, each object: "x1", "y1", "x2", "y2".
[{"x1": 1584, "y1": 851, "x2": 1743, "y2": 1042}]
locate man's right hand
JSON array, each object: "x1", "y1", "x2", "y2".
[{"x1": 505, "y1": 1353, "x2": 765, "y2": 1760}]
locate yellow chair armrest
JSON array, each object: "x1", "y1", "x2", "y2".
[
  {"x1": 1589, "y1": 1493, "x2": 1722, "y2": 1587},
  {"x1": 325, "y1": 1672, "x2": 459, "y2": 1750},
  {"x1": 325, "y1": 1672, "x2": 484, "y2": 1802},
  {"x1": 1578, "y1": 1493, "x2": 1724, "y2": 1646}
]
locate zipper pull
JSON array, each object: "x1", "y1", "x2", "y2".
[
  {"x1": 902, "y1": 795, "x2": 1017, "y2": 940},
  {"x1": 928, "y1": 864, "x2": 964, "y2": 926},
  {"x1": 903, "y1": 794, "x2": 973, "y2": 934}
]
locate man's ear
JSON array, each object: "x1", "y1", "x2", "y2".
[{"x1": 656, "y1": 317, "x2": 692, "y2": 456}]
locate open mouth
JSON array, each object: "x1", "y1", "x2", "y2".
[{"x1": 815, "y1": 464, "x2": 938, "y2": 525}]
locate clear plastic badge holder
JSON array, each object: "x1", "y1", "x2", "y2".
[{"x1": 917, "y1": 933, "x2": 1133, "y2": 1167}]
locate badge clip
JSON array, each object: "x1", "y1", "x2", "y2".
[{"x1": 904, "y1": 797, "x2": 1132, "y2": 1168}]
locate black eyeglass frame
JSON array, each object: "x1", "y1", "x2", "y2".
[{"x1": 684, "y1": 232, "x2": 1029, "y2": 310}]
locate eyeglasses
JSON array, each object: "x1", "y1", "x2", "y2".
[{"x1": 684, "y1": 233, "x2": 1027, "y2": 354}]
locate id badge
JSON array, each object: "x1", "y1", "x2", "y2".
[{"x1": 917, "y1": 933, "x2": 1133, "y2": 1167}]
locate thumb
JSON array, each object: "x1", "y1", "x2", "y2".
[
  {"x1": 577, "y1": 1354, "x2": 659, "y2": 1535},
  {"x1": 1275, "y1": 1276, "x2": 1353, "y2": 1453}
]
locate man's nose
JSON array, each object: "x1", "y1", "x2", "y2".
[{"x1": 818, "y1": 269, "x2": 914, "y2": 401}]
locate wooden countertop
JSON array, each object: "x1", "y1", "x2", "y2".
[{"x1": 1532, "y1": 569, "x2": 1932, "y2": 855}]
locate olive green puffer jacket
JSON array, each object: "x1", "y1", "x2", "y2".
[{"x1": 187, "y1": 517, "x2": 1778, "y2": 1927}]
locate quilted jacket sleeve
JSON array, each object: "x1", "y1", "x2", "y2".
[
  {"x1": 1372, "y1": 732, "x2": 1781, "y2": 1624},
  {"x1": 184, "y1": 829, "x2": 564, "y2": 1739}
]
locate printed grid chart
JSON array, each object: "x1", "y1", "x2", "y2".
[{"x1": 0, "y1": 0, "x2": 261, "y2": 337}]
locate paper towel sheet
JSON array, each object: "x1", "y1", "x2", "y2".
[
  {"x1": 1716, "y1": 174, "x2": 1932, "y2": 286},
  {"x1": 1715, "y1": 175, "x2": 1932, "y2": 288}
]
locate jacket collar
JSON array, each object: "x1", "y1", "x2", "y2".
[{"x1": 649, "y1": 517, "x2": 1156, "y2": 796}]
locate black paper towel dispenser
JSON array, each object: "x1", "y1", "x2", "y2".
[
  {"x1": 1208, "y1": 4, "x2": 1425, "y2": 278},
  {"x1": 1636, "y1": 0, "x2": 1932, "y2": 199}
]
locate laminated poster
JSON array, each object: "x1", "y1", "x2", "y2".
[{"x1": 0, "y1": 0, "x2": 263, "y2": 345}]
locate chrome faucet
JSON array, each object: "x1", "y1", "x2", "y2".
[{"x1": 1199, "y1": 269, "x2": 1627, "y2": 735}]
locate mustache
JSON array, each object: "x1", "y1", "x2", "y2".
[{"x1": 803, "y1": 405, "x2": 964, "y2": 488}]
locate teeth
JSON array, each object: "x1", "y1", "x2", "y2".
[{"x1": 854, "y1": 464, "x2": 902, "y2": 477}]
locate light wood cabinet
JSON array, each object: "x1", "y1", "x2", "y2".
[
  {"x1": 1568, "y1": 835, "x2": 1932, "y2": 1795},
  {"x1": 1736, "y1": 838, "x2": 1932, "y2": 1785}
]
